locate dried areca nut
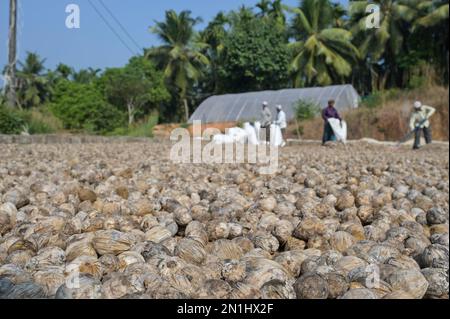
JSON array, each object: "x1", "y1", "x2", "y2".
[
  {"x1": 175, "y1": 238, "x2": 207, "y2": 265},
  {"x1": 221, "y1": 260, "x2": 246, "y2": 282},
  {"x1": 92, "y1": 230, "x2": 134, "y2": 256},
  {"x1": 55, "y1": 275, "x2": 103, "y2": 299},
  {"x1": 145, "y1": 226, "x2": 173, "y2": 244},
  {"x1": 78, "y1": 188, "x2": 97, "y2": 203},
  {"x1": 185, "y1": 221, "x2": 209, "y2": 247},
  {"x1": 252, "y1": 233, "x2": 280, "y2": 254},
  {"x1": 387, "y1": 269, "x2": 429, "y2": 299},
  {"x1": 330, "y1": 231, "x2": 356, "y2": 253},
  {"x1": 272, "y1": 220, "x2": 294, "y2": 244},
  {"x1": 174, "y1": 207, "x2": 192, "y2": 226},
  {"x1": 294, "y1": 273, "x2": 329, "y2": 299},
  {"x1": 65, "y1": 240, "x2": 97, "y2": 263},
  {"x1": 32, "y1": 267, "x2": 66, "y2": 296}
]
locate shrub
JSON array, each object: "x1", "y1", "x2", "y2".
[
  {"x1": 361, "y1": 92, "x2": 383, "y2": 109},
  {"x1": 50, "y1": 81, "x2": 125, "y2": 134},
  {"x1": 361, "y1": 89, "x2": 402, "y2": 109},
  {"x1": 408, "y1": 75, "x2": 427, "y2": 90},
  {"x1": 0, "y1": 106, "x2": 27, "y2": 134},
  {"x1": 19, "y1": 108, "x2": 63, "y2": 134},
  {"x1": 295, "y1": 99, "x2": 320, "y2": 121},
  {"x1": 108, "y1": 112, "x2": 159, "y2": 138}
]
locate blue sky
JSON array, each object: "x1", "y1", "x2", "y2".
[{"x1": 0, "y1": 0, "x2": 348, "y2": 76}]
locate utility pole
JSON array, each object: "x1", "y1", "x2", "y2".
[{"x1": 6, "y1": 0, "x2": 18, "y2": 108}]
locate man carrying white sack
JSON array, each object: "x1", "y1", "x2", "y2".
[
  {"x1": 410, "y1": 101, "x2": 436, "y2": 150},
  {"x1": 275, "y1": 105, "x2": 287, "y2": 147}
]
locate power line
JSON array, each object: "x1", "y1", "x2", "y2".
[
  {"x1": 87, "y1": 0, "x2": 137, "y2": 56},
  {"x1": 97, "y1": 0, "x2": 143, "y2": 53}
]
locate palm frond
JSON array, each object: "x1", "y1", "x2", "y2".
[{"x1": 416, "y1": 3, "x2": 449, "y2": 26}]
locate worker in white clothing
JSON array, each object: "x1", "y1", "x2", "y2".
[
  {"x1": 261, "y1": 101, "x2": 273, "y2": 143},
  {"x1": 410, "y1": 101, "x2": 436, "y2": 150},
  {"x1": 275, "y1": 105, "x2": 287, "y2": 147}
]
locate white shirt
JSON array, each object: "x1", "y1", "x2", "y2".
[
  {"x1": 275, "y1": 111, "x2": 287, "y2": 129},
  {"x1": 409, "y1": 105, "x2": 436, "y2": 130}
]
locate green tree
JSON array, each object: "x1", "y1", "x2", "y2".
[
  {"x1": 199, "y1": 12, "x2": 230, "y2": 95},
  {"x1": 15, "y1": 52, "x2": 49, "y2": 109},
  {"x1": 288, "y1": 0, "x2": 360, "y2": 87},
  {"x1": 55, "y1": 63, "x2": 74, "y2": 80},
  {"x1": 73, "y1": 67, "x2": 101, "y2": 84},
  {"x1": 0, "y1": 106, "x2": 26, "y2": 134},
  {"x1": 257, "y1": 0, "x2": 287, "y2": 27},
  {"x1": 349, "y1": 0, "x2": 418, "y2": 91},
  {"x1": 147, "y1": 10, "x2": 210, "y2": 122},
  {"x1": 218, "y1": 15, "x2": 290, "y2": 92},
  {"x1": 0, "y1": 93, "x2": 5, "y2": 107},
  {"x1": 100, "y1": 57, "x2": 170, "y2": 125},
  {"x1": 256, "y1": 0, "x2": 272, "y2": 17},
  {"x1": 416, "y1": 0, "x2": 449, "y2": 26},
  {"x1": 270, "y1": 0, "x2": 287, "y2": 27},
  {"x1": 50, "y1": 80, "x2": 124, "y2": 133},
  {"x1": 414, "y1": 0, "x2": 449, "y2": 83}
]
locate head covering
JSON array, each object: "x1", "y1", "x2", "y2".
[
  {"x1": 262, "y1": 101, "x2": 268, "y2": 107},
  {"x1": 276, "y1": 105, "x2": 283, "y2": 111},
  {"x1": 414, "y1": 101, "x2": 422, "y2": 109}
]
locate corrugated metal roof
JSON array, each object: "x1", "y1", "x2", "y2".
[{"x1": 189, "y1": 85, "x2": 361, "y2": 124}]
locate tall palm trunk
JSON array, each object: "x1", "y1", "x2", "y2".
[
  {"x1": 6, "y1": 0, "x2": 18, "y2": 109},
  {"x1": 370, "y1": 66, "x2": 379, "y2": 92},
  {"x1": 183, "y1": 98, "x2": 189, "y2": 123},
  {"x1": 127, "y1": 100, "x2": 135, "y2": 126}
]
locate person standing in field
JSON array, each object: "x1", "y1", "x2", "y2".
[
  {"x1": 261, "y1": 101, "x2": 273, "y2": 144},
  {"x1": 410, "y1": 101, "x2": 436, "y2": 150},
  {"x1": 322, "y1": 100, "x2": 342, "y2": 145},
  {"x1": 275, "y1": 105, "x2": 287, "y2": 147}
]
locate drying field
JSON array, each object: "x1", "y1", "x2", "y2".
[{"x1": 0, "y1": 141, "x2": 448, "y2": 299}]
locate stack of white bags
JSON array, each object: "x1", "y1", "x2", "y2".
[
  {"x1": 212, "y1": 119, "x2": 347, "y2": 146},
  {"x1": 213, "y1": 122, "x2": 284, "y2": 147}
]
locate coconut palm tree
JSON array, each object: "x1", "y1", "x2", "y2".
[
  {"x1": 202, "y1": 12, "x2": 229, "y2": 52},
  {"x1": 72, "y1": 68, "x2": 101, "y2": 84},
  {"x1": 416, "y1": 0, "x2": 449, "y2": 27},
  {"x1": 414, "y1": 0, "x2": 449, "y2": 82},
  {"x1": 270, "y1": 0, "x2": 287, "y2": 26},
  {"x1": 200, "y1": 12, "x2": 230, "y2": 94},
  {"x1": 227, "y1": 6, "x2": 255, "y2": 28},
  {"x1": 15, "y1": 52, "x2": 49, "y2": 109},
  {"x1": 288, "y1": 0, "x2": 360, "y2": 87},
  {"x1": 147, "y1": 10, "x2": 209, "y2": 122},
  {"x1": 331, "y1": 2, "x2": 346, "y2": 28},
  {"x1": 256, "y1": 0, "x2": 272, "y2": 17},
  {"x1": 256, "y1": 0, "x2": 286, "y2": 27},
  {"x1": 55, "y1": 63, "x2": 73, "y2": 80},
  {"x1": 348, "y1": 0, "x2": 418, "y2": 90},
  {"x1": 19, "y1": 52, "x2": 45, "y2": 76}
]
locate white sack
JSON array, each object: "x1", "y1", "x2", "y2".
[
  {"x1": 244, "y1": 123, "x2": 260, "y2": 145},
  {"x1": 270, "y1": 124, "x2": 283, "y2": 147},
  {"x1": 328, "y1": 118, "x2": 348, "y2": 143}
]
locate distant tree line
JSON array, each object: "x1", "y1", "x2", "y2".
[{"x1": 1, "y1": 0, "x2": 448, "y2": 134}]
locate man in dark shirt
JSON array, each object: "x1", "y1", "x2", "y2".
[{"x1": 322, "y1": 100, "x2": 342, "y2": 145}]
